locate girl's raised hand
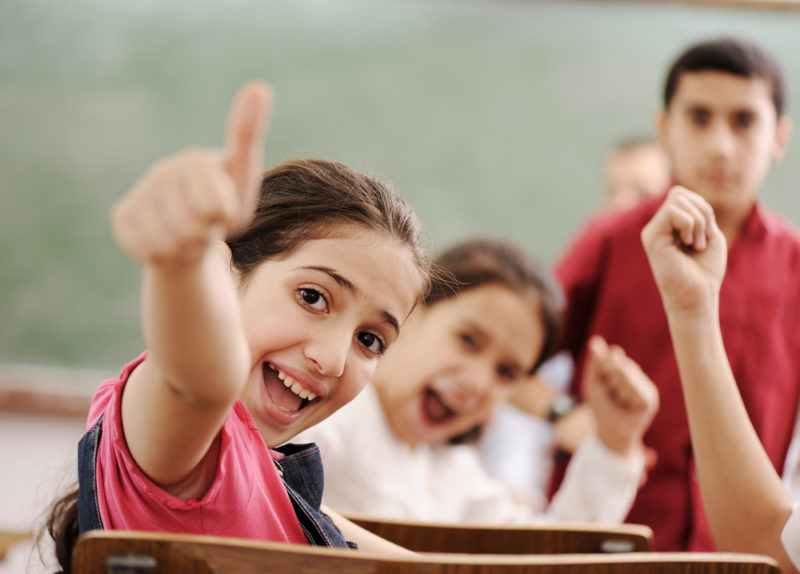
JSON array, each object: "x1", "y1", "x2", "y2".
[
  {"x1": 640, "y1": 186, "x2": 727, "y2": 318},
  {"x1": 584, "y1": 335, "x2": 659, "y2": 457},
  {"x1": 111, "y1": 82, "x2": 273, "y2": 266}
]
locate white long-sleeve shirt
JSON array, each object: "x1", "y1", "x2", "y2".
[
  {"x1": 295, "y1": 384, "x2": 643, "y2": 524},
  {"x1": 783, "y1": 504, "x2": 800, "y2": 569}
]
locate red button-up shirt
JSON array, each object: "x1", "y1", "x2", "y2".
[{"x1": 553, "y1": 194, "x2": 800, "y2": 551}]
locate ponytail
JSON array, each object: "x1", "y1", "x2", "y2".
[{"x1": 43, "y1": 486, "x2": 79, "y2": 574}]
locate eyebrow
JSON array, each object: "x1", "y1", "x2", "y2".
[
  {"x1": 302, "y1": 265, "x2": 357, "y2": 293},
  {"x1": 299, "y1": 265, "x2": 400, "y2": 336},
  {"x1": 683, "y1": 103, "x2": 711, "y2": 113},
  {"x1": 685, "y1": 101, "x2": 758, "y2": 115}
]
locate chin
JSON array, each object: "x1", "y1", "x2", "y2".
[
  {"x1": 422, "y1": 423, "x2": 465, "y2": 446},
  {"x1": 262, "y1": 429, "x2": 294, "y2": 448},
  {"x1": 399, "y1": 421, "x2": 440, "y2": 447}
]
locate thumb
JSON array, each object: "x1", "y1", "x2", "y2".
[
  {"x1": 583, "y1": 335, "x2": 608, "y2": 394},
  {"x1": 224, "y1": 81, "x2": 274, "y2": 215}
]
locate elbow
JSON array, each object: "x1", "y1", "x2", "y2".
[
  {"x1": 712, "y1": 503, "x2": 795, "y2": 573},
  {"x1": 158, "y1": 346, "x2": 252, "y2": 408}
]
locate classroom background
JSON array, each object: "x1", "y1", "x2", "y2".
[{"x1": 3, "y1": 0, "x2": 800, "y2": 372}]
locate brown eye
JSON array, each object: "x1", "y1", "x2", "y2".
[
  {"x1": 690, "y1": 109, "x2": 710, "y2": 127},
  {"x1": 459, "y1": 332, "x2": 477, "y2": 350},
  {"x1": 733, "y1": 112, "x2": 753, "y2": 129},
  {"x1": 298, "y1": 288, "x2": 327, "y2": 312},
  {"x1": 498, "y1": 365, "x2": 519, "y2": 384},
  {"x1": 357, "y1": 331, "x2": 385, "y2": 355}
]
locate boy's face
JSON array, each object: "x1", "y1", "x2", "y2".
[{"x1": 657, "y1": 71, "x2": 791, "y2": 220}]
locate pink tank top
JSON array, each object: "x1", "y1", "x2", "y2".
[{"x1": 87, "y1": 354, "x2": 308, "y2": 544}]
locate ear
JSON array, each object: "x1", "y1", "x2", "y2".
[
  {"x1": 772, "y1": 116, "x2": 793, "y2": 163},
  {"x1": 655, "y1": 109, "x2": 669, "y2": 149}
]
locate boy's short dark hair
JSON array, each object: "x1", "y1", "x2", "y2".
[{"x1": 663, "y1": 36, "x2": 786, "y2": 116}]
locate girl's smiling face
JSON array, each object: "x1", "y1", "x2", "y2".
[
  {"x1": 373, "y1": 283, "x2": 545, "y2": 447},
  {"x1": 236, "y1": 224, "x2": 421, "y2": 447}
]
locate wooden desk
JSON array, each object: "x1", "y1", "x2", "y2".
[
  {"x1": 345, "y1": 513, "x2": 653, "y2": 554},
  {"x1": 73, "y1": 530, "x2": 781, "y2": 574}
]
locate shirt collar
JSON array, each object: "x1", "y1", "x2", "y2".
[{"x1": 740, "y1": 201, "x2": 773, "y2": 241}]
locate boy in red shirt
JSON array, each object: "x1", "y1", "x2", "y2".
[{"x1": 551, "y1": 36, "x2": 798, "y2": 551}]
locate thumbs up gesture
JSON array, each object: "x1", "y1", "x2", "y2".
[{"x1": 112, "y1": 82, "x2": 273, "y2": 266}]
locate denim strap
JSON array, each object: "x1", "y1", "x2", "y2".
[
  {"x1": 77, "y1": 414, "x2": 105, "y2": 533},
  {"x1": 274, "y1": 442, "x2": 354, "y2": 548}
]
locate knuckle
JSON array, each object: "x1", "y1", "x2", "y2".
[{"x1": 175, "y1": 147, "x2": 209, "y2": 163}]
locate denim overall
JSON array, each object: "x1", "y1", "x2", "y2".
[{"x1": 77, "y1": 414, "x2": 353, "y2": 548}]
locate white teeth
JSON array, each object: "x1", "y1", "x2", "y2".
[{"x1": 269, "y1": 363, "x2": 317, "y2": 402}]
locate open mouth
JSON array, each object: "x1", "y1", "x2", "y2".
[
  {"x1": 421, "y1": 387, "x2": 456, "y2": 426},
  {"x1": 263, "y1": 363, "x2": 319, "y2": 413}
]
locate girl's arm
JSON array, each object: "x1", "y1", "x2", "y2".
[
  {"x1": 321, "y1": 506, "x2": 417, "y2": 556},
  {"x1": 641, "y1": 186, "x2": 796, "y2": 573},
  {"x1": 583, "y1": 335, "x2": 659, "y2": 459},
  {"x1": 113, "y1": 83, "x2": 273, "y2": 492}
]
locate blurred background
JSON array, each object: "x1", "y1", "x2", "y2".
[
  {"x1": 2, "y1": 1, "x2": 800, "y2": 570},
  {"x1": 2, "y1": 0, "x2": 800, "y2": 371}
]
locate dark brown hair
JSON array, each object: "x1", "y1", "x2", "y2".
[
  {"x1": 45, "y1": 158, "x2": 430, "y2": 573},
  {"x1": 428, "y1": 239, "x2": 563, "y2": 375},
  {"x1": 227, "y1": 159, "x2": 429, "y2": 295},
  {"x1": 44, "y1": 487, "x2": 79, "y2": 574},
  {"x1": 663, "y1": 36, "x2": 786, "y2": 116}
]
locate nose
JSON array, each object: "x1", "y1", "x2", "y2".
[
  {"x1": 304, "y1": 327, "x2": 350, "y2": 378},
  {"x1": 706, "y1": 119, "x2": 736, "y2": 161},
  {"x1": 452, "y1": 361, "x2": 495, "y2": 411}
]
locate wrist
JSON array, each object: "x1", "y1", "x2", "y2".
[
  {"x1": 597, "y1": 431, "x2": 642, "y2": 457},
  {"x1": 665, "y1": 302, "x2": 721, "y2": 343},
  {"x1": 662, "y1": 291, "x2": 720, "y2": 324},
  {"x1": 547, "y1": 393, "x2": 577, "y2": 424}
]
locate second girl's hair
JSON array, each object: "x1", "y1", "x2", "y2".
[
  {"x1": 227, "y1": 159, "x2": 430, "y2": 295},
  {"x1": 427, "y1": 239, "x2": 563, "y2": 374}
]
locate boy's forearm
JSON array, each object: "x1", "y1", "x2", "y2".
[
  {"x1": 667, "y1": 308, "x2": 793, "y2": 562},
  {"x1": 142, "y1": 250, "x2": 250, "y2": 407}
]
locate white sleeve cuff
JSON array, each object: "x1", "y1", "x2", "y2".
[
  {"x1": 781, "y1": 502, "x2": 800, "y2": 570},
  {"x1": 546, "y1": 434, "x2": 644, "y2": 523}
]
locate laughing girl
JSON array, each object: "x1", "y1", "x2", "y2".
[{"x1": 47, "y1": 82, "x2": 430, "y2": 572}]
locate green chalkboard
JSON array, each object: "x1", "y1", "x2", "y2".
[{"x1": 2, "y1": 0, "x2": 800, "y2": 369}]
